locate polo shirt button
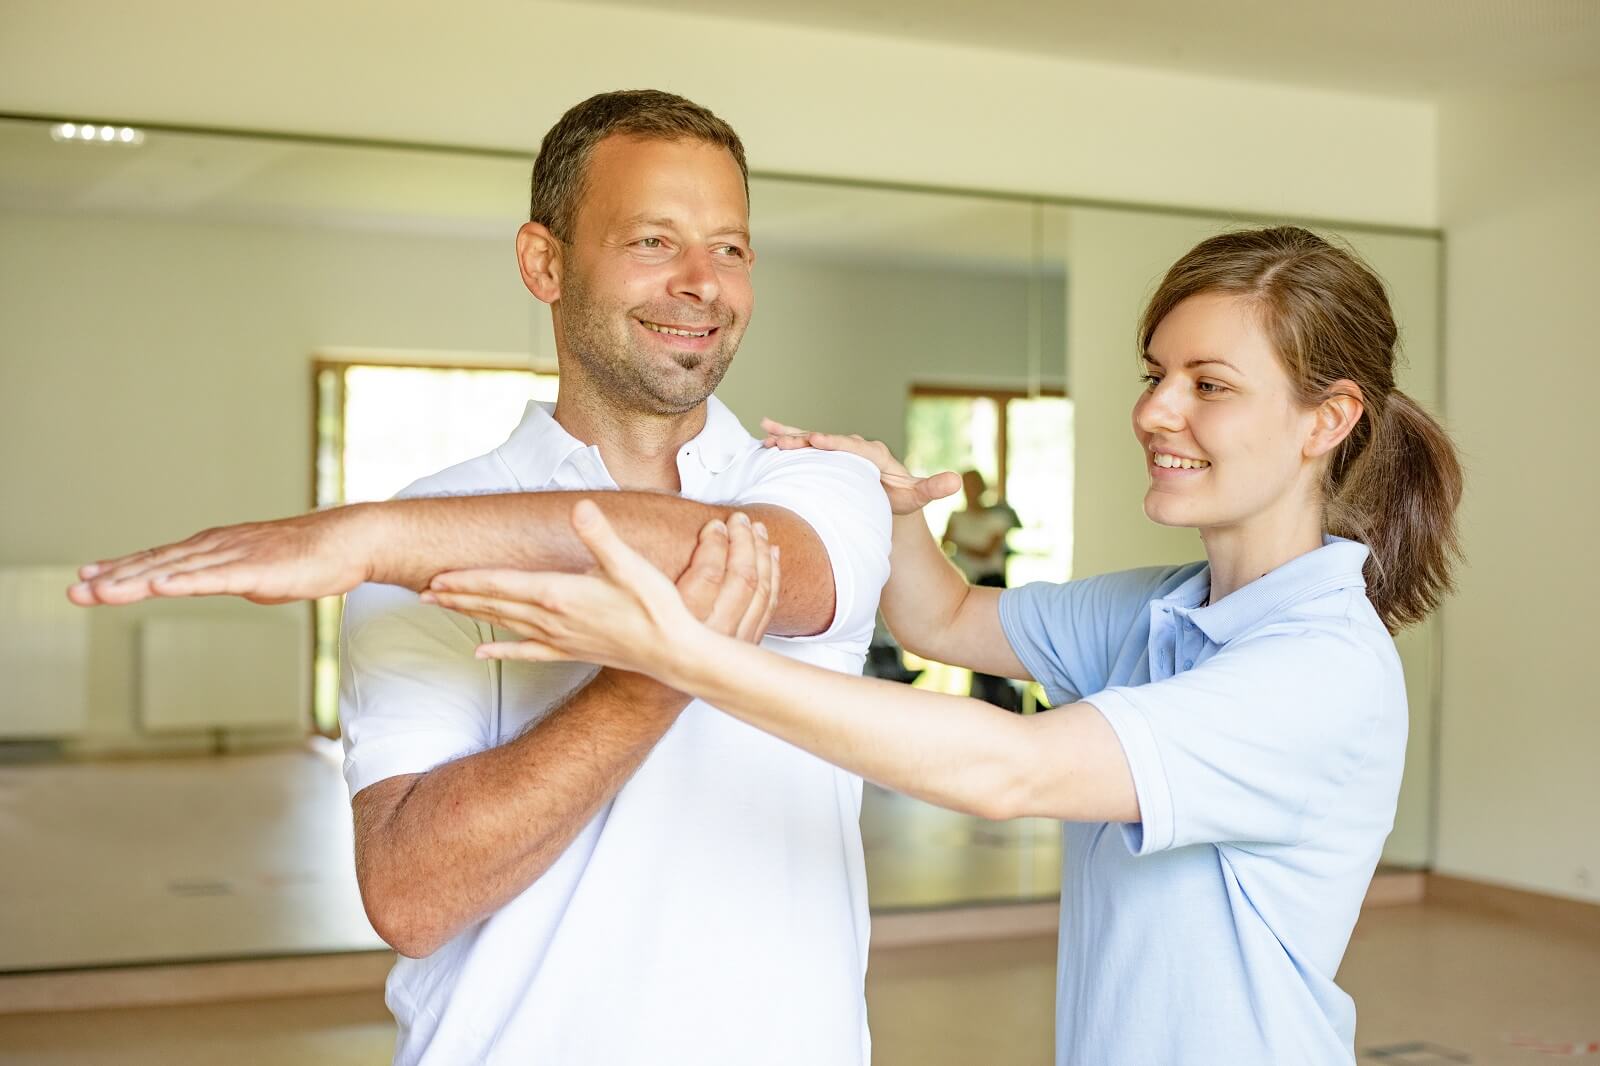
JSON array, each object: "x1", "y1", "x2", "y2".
[{"x1": 1183, "y1": 659, "x2": 1194, "y2": 670}]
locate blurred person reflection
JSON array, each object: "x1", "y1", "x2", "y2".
[{"x1": 943, "y1": 470, "x2": 1021, "y2": 709}]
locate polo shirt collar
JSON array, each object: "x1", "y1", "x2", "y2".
[
  {"x1": 1163, "y1": 535, "x2": 1370, "y2": 646},
  {"x1": 683, "y1": 394, "x2": 750, "y2": 477},
  {"x1": 494, "y1": 394, "x2": 750, "y2": 489}
]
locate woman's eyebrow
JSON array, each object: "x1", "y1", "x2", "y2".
[
  {"x1": 1185, "y1": 357, "x2": 1242, "y2": 373},
  {"x1": 1143, "y1": 352, "x2": 1241, "y2": 374}
]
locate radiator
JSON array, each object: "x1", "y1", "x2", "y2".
[
  {"x1": 0, "y1": 566, "x2": 91, "y2": 739},
  {"x1": 138, "y1": 612, "x2": 307, "y2": 733}
]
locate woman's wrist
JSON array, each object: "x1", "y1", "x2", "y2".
[{"x1": 656, "y1": 624, "x2": 729, "y2": 699}]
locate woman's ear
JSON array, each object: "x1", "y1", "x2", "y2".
[
  {"x1": 1306, "y1": 381, "x2": 1365, "y2": 459},
  {"x1": 516, "y1": 222, "x2": 563, "y2": 304}
]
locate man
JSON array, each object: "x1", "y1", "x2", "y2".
[{"x1": 70, "y1": 91, "x2": 892, "y2": 1065}]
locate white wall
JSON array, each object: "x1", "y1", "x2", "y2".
[
  {"x1": 1063, "y1": 205, "x2": 1444, "y2": 866},
  {"x1": 0, "y1": 207, "x2": 1060, "y2": 753},
  {"x1": 0, "y1": 0, "x2": 1435, "y2": 228},
  {"x1": 1434, "y1": 75, "x2": 1600, "y2": 903}
]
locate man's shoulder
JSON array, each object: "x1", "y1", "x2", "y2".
[
  {"x1": 721, "y1": 442, "x2": 882, "y2": 488},
  {"x1": 394, "y1": 449, "x2": 520, "y2": 501}
]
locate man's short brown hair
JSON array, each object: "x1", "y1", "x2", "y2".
[{"x1": 529, "y1": 89, "x2": 749, "y2": 242}]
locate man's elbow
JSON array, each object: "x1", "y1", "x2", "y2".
[{"x1": 361, "y1": 883, "x2": 447, "y2": 959}]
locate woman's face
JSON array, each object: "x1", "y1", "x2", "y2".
[{"x1": 1132, "y1": 292, "x2": 1321, "y2": 534}]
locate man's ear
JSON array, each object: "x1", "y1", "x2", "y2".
[
  {"x1": 1306, "y1": 380, "x2": 1365, "y2": 459},
  {"x1": 516, "y1": 222, "x2": 563, "y2": 304}
]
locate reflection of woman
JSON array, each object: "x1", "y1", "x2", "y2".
[
  {"x1": 943, "y1": 469, "x2": 1023, "y2": 708},
  {"x1": 941, "y1": 469, "x2": 1019, "y2": 587},
  {"x1": 427, "y1": 228, "x2": 1462, "y2": 1065}
]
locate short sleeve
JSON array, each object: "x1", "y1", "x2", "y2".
[
  {"x1": 728, "y1": 448, "x2": 891, "y2": 649},
  {"x1": 338, "y1": 580, "x2": 498, "y2": 799},
  {"x1": 999, "y1": 567, "x2": 1186, "y2": 703},
  {"x1": 1085, "y1": 623, "x2": 1388, "y2": 855}
]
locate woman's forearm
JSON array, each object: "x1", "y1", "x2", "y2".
[
  {"x1": 665, "y1": 631, "x2": 1032, "y2": 821},
  {"x1": 879, "y1": 514, "x2": 1028, "y2": 679},
  {"x1": 879, "y1": 512, "x2": 973, "y2": 656}
]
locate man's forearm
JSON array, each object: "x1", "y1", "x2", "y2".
[
  {"x1": 356, "y1": 669, "x2": 689, "y2": 958},
  {"x1": 356, "y1": 492, "x2": 833, "y2": 636}
]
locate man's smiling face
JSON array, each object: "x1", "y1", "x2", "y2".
[{"x1": 553, "y1": 134, "x2": 755, "y2": 415}]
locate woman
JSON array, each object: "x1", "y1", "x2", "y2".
[{"x1": 423, "y1": 227, "x2": 1463, "y2": 1065}]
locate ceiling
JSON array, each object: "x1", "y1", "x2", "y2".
[
  {"x1": 0, "y1": 119, "x2": 1061, "y2": 275},
  {"x1": 583, "y1": 0, "x2": 1600, "y2": 98}
]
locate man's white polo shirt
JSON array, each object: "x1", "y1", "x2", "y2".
[{"x1": 338, "y1": 395, "x2": 890, "y2": 1066}]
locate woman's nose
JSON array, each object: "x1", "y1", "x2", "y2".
[{"x1": 1134, "y1": 383, "x2": 1185, "y2": 434}]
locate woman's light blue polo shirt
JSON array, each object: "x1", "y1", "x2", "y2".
[{"x1": 999, "y1": 537, "x2": 1406, "y2": 1066}]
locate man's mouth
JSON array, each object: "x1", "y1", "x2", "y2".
[{"x1": 639, "y1": 320, "x2": 716, "y2": 338}]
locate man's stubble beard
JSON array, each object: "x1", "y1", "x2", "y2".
[{"x1": 557, "y1": 268, "x2": 743, "y2": 417}]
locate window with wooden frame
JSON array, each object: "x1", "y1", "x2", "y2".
[{"x1": 310, "y1": 359, "x2": 558, "y2": 736}]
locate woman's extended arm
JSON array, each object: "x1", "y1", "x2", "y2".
[
  {"x1": 426, "y1": 501, "x2": 1137, "y2": 824},
  {"x1": 759, "y1": 420, "x2": 1029, "y2": 679}
]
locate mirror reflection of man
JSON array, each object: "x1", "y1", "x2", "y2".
[{"x1": 71, "y1": 90, "x2": 890, "y2": 1065}]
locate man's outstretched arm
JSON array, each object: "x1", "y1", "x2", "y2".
[{"x1": 68, "y1": 491, "x2": 835, "y2": 637}]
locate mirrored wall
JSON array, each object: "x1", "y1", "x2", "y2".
[{"x1": 0, "y1": 114, "x2": 1441, "y2": 972}]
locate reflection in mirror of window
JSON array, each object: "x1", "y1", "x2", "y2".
[{"x1": 311, "y1": 362, "x2": 558, "y2": 734}]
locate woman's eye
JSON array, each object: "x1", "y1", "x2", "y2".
[
  {"x1": 1197, "y1": 380, "x2": 1226, "y2": 394},
  {"x1": 1139, "y1": 374, "x2": 1162, "y2": 389}
]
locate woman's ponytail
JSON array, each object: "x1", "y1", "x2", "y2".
[{"x1": 1326, "y1": 389, "x2": 1463, "y2": 632}]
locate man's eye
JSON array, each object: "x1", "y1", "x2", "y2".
[{"x1": 637, "y1": 237, "x2": 663, "y2": 249}]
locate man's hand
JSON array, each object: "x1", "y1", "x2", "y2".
[
  {"x1": 759, "y1": 418, "x2": 961, "y2": 516},
  {"x1": 67, "y1": 506, "x2": 378, "y2": 607},
  {"x1": 423, "y1": 504, "x2": 778, "y2": 677}
]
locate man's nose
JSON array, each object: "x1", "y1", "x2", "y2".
[{"x1": 669, "y1": 245, "x2": 720, "y2": 305}]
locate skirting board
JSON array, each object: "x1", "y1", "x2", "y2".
[{"x1": 0, "y1": 951, "x2": 395, "y2": 1015}]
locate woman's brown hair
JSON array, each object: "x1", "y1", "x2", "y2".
[{"x1": 1138, "y1": 226, "x2": 1462, "y2": 632}]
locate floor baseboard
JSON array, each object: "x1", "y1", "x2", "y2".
[{"x1": 0, "y1": 951, "x2": 394, "y2": 1015}]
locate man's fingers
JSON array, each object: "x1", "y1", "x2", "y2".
[
  {"x1": 70, "y1": 577, "x2": 155, "y2": 606},
  {"x1": 129, "y1": 548, "x2": 250, "y2": 593},
  {"x1": 149, "y1": 561, "x2": 263, "y2": 599},
  {"x1": 88, "y1": 529, "x2": 224, "y2": 585}
]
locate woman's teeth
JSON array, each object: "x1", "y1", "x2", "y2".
[
  {"x1": 1153, "y1": 453, "x2": 1210, "y2": 470},
  {"x1": 641, "y1": 321, "x2": 712, "y2": 338}
]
